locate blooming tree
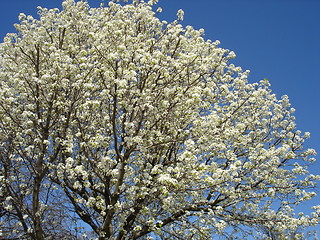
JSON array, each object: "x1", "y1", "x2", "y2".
[{"x1": 0, "y1": 0, "x2": 319, "y2": 239}]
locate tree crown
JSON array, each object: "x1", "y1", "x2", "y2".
[{"x1": 0, "y1": 0, "x2": 319, "y2": 239}]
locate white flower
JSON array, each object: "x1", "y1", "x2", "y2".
[
  {"x1": 86, "y1": 197, "x2": 96, "y2": 207},
  {"x1": 177, "y1": 9, "x2": 184, "y2": 20}
]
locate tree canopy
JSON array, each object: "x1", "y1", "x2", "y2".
[{"x1": 0, "y1": 0, "x2": 319, "y2": 239}]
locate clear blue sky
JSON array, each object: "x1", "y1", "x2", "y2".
[{"x1": 1, "y1": 0, "x2": 319, "y2": 234}]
